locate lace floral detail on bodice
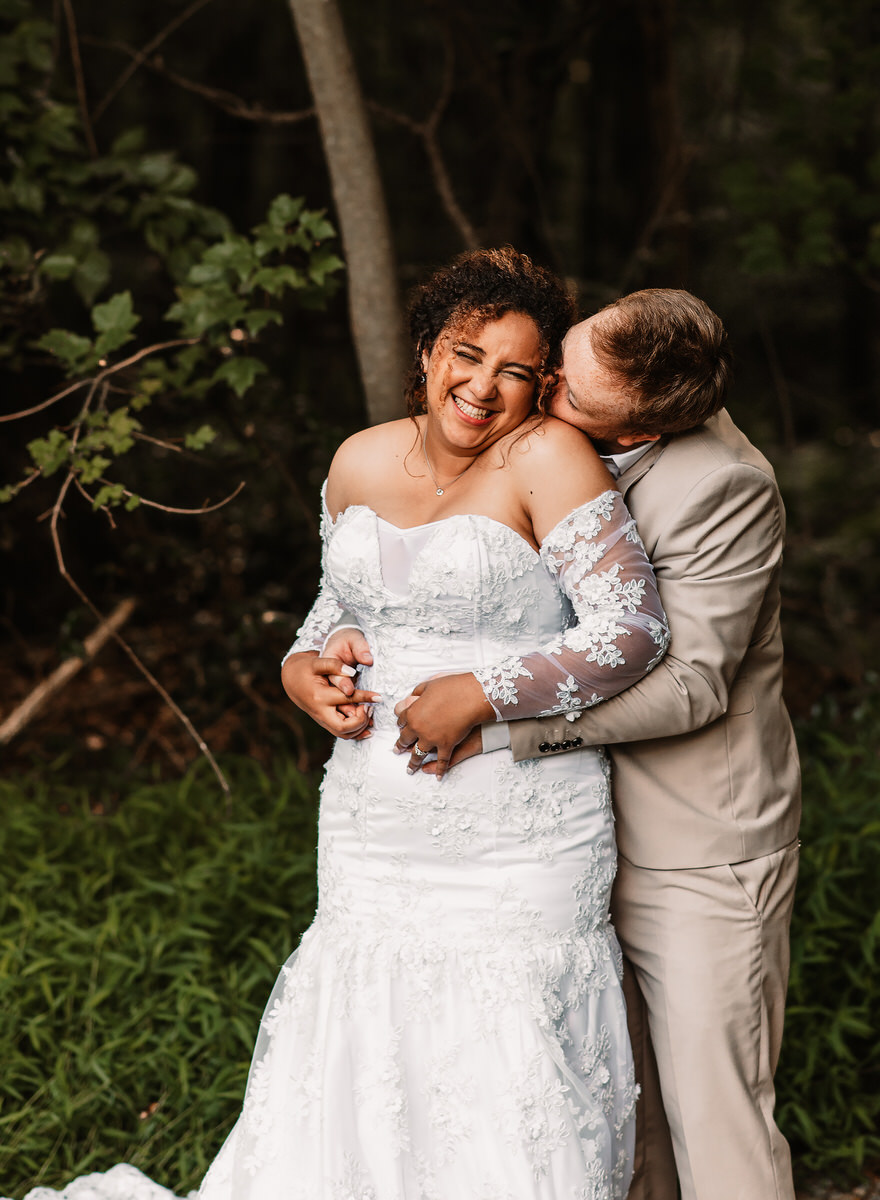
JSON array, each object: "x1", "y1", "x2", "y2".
[{"x1": 284, "y1": 486, "x2": 668, "y2": 727}]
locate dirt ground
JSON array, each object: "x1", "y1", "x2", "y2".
[{"x1": 797, "y1": 1175, "x2": 880, "y2": 1200}]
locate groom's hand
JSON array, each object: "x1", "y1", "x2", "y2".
[{"x1": 394, "y1": 673, "x2": 494, "y2": 778}]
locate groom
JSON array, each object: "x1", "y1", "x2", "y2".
[{"x1": 284, "y1": 289, "x2": 801, "y2": 1200}]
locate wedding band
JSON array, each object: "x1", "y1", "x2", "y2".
[{"x1": 412, "y1": 746, "x2": 427, "y2": 758}]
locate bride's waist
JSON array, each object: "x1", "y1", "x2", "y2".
[{"x1": 354, "y1": 637, "x2": 522, "y2": 707}]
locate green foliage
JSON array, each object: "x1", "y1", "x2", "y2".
[
  {"x1": 0, "y1": 5, "x2": 344, "y2": 520},
  {"x1": 776, "y1": 440, "x2": 880, "y2": 682},
  {"x1": 776, "y1": 688, "x2": 880, "y2": 1178},
  {"x1": 704, "y1": 0, "x2": 880, "y2": 286},
  {"x1": 0, "y1": 757, "x2": 320, "y2": 1194}
]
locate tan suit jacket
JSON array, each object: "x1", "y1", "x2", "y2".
[{"x1": 509, "y1": 409, "x2": 801, "y2": 869}]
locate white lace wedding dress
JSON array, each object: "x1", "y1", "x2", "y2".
[{"x1": 9, "y1": 488, "x2": 668, "y2": 1200}]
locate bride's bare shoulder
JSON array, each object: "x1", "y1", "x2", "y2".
[
  {"x1": 327, "y1": 418, "x2": 417, "y2": 512},
  {"x1": 510, "y1": 413, "x2": 602, "y2": 468},
  {"x1": 507, "y1": 416, "x2": 615, "y2": 532}
]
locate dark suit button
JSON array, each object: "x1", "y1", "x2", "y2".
[
  {"x1": 561, "y1": 740, "x2": 571, "y2": 749},
  {"x1": 573, "y1": 736, "x2": 583, "y2": 747},
  {"x1": 550, "y1": 743, "x2": 561, "y2": 752},
  {"x1": 539, "y1": 742, "x2": 550, "y2": 753}
]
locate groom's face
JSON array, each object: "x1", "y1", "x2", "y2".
[{"x1": 550, "y1": 318, "x2": 656, "y2": 455}]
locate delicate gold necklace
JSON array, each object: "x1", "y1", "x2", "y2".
[{"x1": 421, "y1": 427, "x2": 475, "y2": 496}]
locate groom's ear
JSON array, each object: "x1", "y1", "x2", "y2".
[{"x1": 617, "y1": 432, "x2": 661, "y2": 447}]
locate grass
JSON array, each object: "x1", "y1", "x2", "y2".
[
  {"x1": 777, "y1": 688, "x2": 880, "y2": 1181},
  {"x1": 1, "y1": 693, "x2": 878, "y2": 1195},
  {"x1": 0, "y1": 756, "x2": 319, "y2": 1196}
]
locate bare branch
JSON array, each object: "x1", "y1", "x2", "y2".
[
  {"x1": 614, "y1": 146, "x2": 693, "y2": 295},
  {"x1": 368, "y1": 33, "x2": 478, "y2": 250},
  {"x1": 0, "y1": 598, "x2": 136, "y2": 745},
  {"x1": 85, "y1": 36, "x2": 316, "y2": 125},
  {"x1": 72, "y1": 474, "x2": 117, "y2": 528},
  {"x1": 369, "y1": 100, "x2": 480, "y2": 249},
  {"x1": 49, "y1": 471, "x2": 231, "y2": 795},
  {"x1": 91, "y1": 0, "x2": 216, "y2": 123},
  {"x1": 2, "y1": 469, "x2": 42, "y2": 500},
  {"x1": 0, "y1": 378, "x2": 89, "y2": 423},
  {"x1": 158, "y1": 61, "x2": 315, "y2": 125},
  {"x1": 421, "y1": 125, "x2": 480, "y2": 250},
  {"x1": 1, "y1": 338, "x2": 197, "y2": 425},
  {"x1": 132, "y1": 430, "x2": 183, "y2": 453},
  {"x1": 59, "y1": 0, "x2": 97, "y2": 157},
  {"x1": 101, "y1": 478, "x2": 246, "y2": 516}
]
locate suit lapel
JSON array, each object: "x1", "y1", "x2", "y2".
[{"x1": 616, "y1": 438, "x2": 668, "y2": 497}]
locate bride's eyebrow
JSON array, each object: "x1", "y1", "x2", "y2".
[{"x1": 456, "y1": 340, "x2": 537, "y2": 377}]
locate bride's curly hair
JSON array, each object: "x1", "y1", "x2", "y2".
[{"x1": 405, "y1": 247, "x2": 576, "y2": 417}]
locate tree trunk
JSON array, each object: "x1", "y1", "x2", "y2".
[{"x1": 287, "y1": 0, "x2": 405, "y2": 424}]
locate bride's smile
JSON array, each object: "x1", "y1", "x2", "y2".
[{"x1": 422, "y1": 309, "x2": 544, "y2": 461}]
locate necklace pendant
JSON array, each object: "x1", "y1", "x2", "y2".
[{"x1": 436, "y1": 487, "x2": 444, "y2": 496}]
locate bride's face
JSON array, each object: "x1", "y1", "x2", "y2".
[{"x1": 421, "y1": 311, "x2": 544, "y2": 452}]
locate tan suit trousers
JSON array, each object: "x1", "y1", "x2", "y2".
[{"x1": 612, "y1": 840, "x2": 799, "y2": 1200}]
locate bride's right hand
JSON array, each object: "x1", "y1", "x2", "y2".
[{"x1": 281, "y1": 651, "x2": 380, "y2": 739}]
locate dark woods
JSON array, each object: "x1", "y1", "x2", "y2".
[{"x1": 0, "y1": 0, "x2": 878, "y2": 765}]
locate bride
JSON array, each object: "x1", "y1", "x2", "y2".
[{"x1": 11, "y1": 249, "x2": 668, "y2": 1200}]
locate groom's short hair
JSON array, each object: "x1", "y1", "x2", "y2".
[{"x1": 591, "y1": 289, "x2": 733, "y2": 436}]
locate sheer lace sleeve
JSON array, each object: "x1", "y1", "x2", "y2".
[
  {"x1": 473, "y1": 491, "x2": 670, "y2": 720},
  {"x1": 281, "y1": 487, "x2": 347, "y2": 662}
]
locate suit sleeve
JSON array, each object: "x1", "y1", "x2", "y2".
[{"x1": 509, "y1": 462, "x2": 784, "y2": 761}]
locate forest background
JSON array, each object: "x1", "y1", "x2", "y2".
[{"x1": 0, "y1": 0, "x2": 878, "y2": 1194}]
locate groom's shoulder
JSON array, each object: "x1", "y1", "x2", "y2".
[{"x1": 657, "y1": 410, "x2": 778, "y2": 485}]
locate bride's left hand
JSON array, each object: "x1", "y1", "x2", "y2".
[{"x1": 394, "y1": 673, "x2": 494, "y2": 779}]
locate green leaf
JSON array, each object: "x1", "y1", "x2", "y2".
[
  {"x1": 211, "y1": 356, "x2": 267, "y2": 398},
  {"x1": 104, "y1": 407, "x2": 141, "y2": 453},
  {"x1": 67, "y1": 218, "x2": 100, "y2": 255},
  {"x1": 35, "y1": 328, "x2": 94, "y2": 373},
  {"x1": 265, "y1": 193, "x2": 305, "y2": 232},
  {"x1": 308, "y1": 248, "x2": 345, "y2": 286},
  {"x1": 26, "y1": 429, "x2": 70, "y2": 476},
  {"x1": 165, "y1": 287, "x2": 248, "y2": 337},
  {"x1": 9, "y1": 170, "x2": 43, "y2": 213},
  {"x1": 249, "y1": 264, "x2": 304, "y2": 296},
  {"x1": 75, "y1": 454, "x2": 111, "y2": 484},
  {"x1": 299, "y1": 210, "x2": 336, "y2": 242},
  {"x1": 91, "y1": 291, "x2": 140, "y2": 358},
  {"x1": 242, "y1": 309, "x2": 282, "y2": 336},
  {"x1": 195, "y1": 236, "x2": 257, "y2": 284},
  {"x1": 91, "y1": 483, "x2": 126, "y2": 510},
  {"x1": 72, "y1": 248, "x2": 111, "y2": 307},
  {"x1": 183, "y1": 424, "x2": 217, "y2": 451},
  {"x1": 0, "y1": 234, "x2": 33, "y2": 274},
  {"x1": 39, "y1": 253, "x2": 77, "y2": 280},
  {"x1": 110, "y1": 127, "x2": 146, "y2": 156}
]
